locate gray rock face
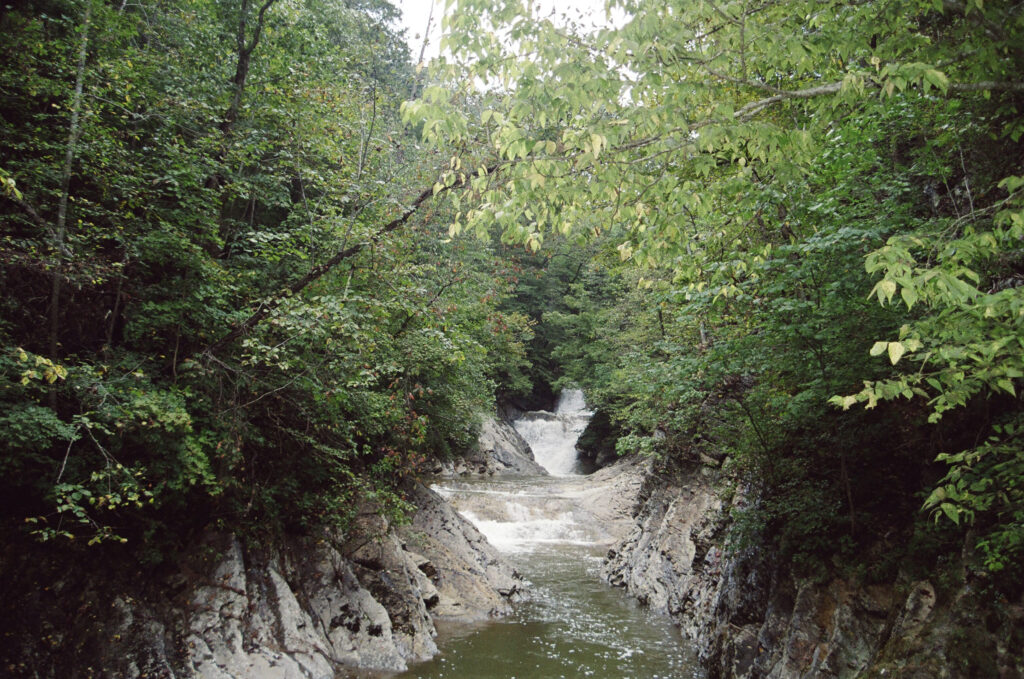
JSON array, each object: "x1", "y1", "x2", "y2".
[
  {"x1": 602, "y1": 472, "x2": 724, "y2": 618},
  {"x1": 434, "y1": 416, "x2": 547, "y2": 477},
  {"x1": 0, "y1": 481, "x2": 524, "y2": 679},
  {"x1": 602, "y1": 463, "x2": 1024, "y2": 679},
  {"x1": 398, "y1": 483, "x2": 524, "y2": 619},
  {"x1": 602, "y1": 468, "x2": 900, "y2": 678},
  {"x1": 181, "y1": 532, "x2": 413, "y2": 679}
]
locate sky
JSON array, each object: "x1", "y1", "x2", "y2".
[
  {"x1": 393, "y1": 0, "x2": 616, "y2": 66},
  {"x1": 394, "y1": 0, "x2": 441, "y2": 65}
]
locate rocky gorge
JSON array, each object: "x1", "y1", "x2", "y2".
[
  {"x1": 599, "y1": 458, "x2": 1024, "y2": 678},
  {"x1": 4, "y1": 408, "x2": 1022, "y2": 678},
  {"x1": 0, "y1": 416, "x2": 530, "y2": 679}
]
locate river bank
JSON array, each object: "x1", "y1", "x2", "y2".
[
  {"x1": 0, "y1": 475, "x2": 524, "y2": 678},
  {"x1": 4, "y1": 400, "x2": 1021, "y2": 678},
  {"x1": 387, "y1": 390, "x2": 701, "y2": 678},
  {"x1": 600, "y1": 458, "x2": 1024, "y2": 679}
]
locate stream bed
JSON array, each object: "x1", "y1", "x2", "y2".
[{"x1": 379, "y1": 392, "x2": 701, "y2": 679}]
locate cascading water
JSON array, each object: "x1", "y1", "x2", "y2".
[
  {"x1": 377, "y1": 389, "x2": 701, "y2": 679},
  {"x1": 512, "y1": 388, "x2": 593, "y2": 476}
]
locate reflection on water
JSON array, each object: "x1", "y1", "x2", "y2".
[{"x1": 390, "y1": 544, "x2": 699, "y2": 679}]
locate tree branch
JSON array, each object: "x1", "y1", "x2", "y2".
[
  {"x1": 203, "y1": 165, "x2": 497, "y2": 355},
  {"x1": 731, "y1": 78, "x2": 1024, "y2": 121},
  {"x1": 733, "y1": 80, "x2": 844, "y2": 120},
  {"x1": 244, "y1": 0, "x2": 277, "y2": 57},
  {"x1": 0, "y1": 191, "x2": 61, "y2": 246}
]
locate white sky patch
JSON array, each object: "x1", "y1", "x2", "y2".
[{"x1": 393, "y1": 0, "x2": 621, "y2": 66}]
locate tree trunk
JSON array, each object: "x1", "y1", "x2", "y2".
[
  {"x1": 209, "y1": 0, "x2": 277, "y2": 255},
  {"x1": 409, "y1": 0, "x2": 435, "y2": 100},
  {"x1": 49, "y1": 0, "x2": 92, "y2": 394}
]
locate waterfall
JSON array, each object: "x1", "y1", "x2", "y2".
[
  {"x1": 418, "y1": 387, "x2": 698, "y2": 677},
  {"x1": 512, "y1": 388, "x2": 592, "y2": 476}
]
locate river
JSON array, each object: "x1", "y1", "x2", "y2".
[{"x1": 384, "y1": 390, "x2": 701, "y2": 679}]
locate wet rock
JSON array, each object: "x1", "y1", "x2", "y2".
[
  {"x1": 178, "y1": 531, "x2": 424, "y2": 677},
  {"x1": 600, "y1": 460, "x2": 1024, "y2": 679},
  {"x1": 601, "y1": 468, "x2": 903, "y2": 679},
  {"x1": 600, "y1": 472, "x2": 724, "y2": 617},
  {"x1": 476, "y1": 417, "x2": 548, "y2": 475},
  {"x1": 433, "y1": 416, "x2": 547, "y2": 477},
  {"x1": 572, "y1": 455, "x2": 650, "y2": 543},
  {"x1": 575, "y1": 409, "x2": 619, "y2": 471},
  {"x1": 0, "y1": 478, "x2": 525, "y2": 678},
  {"x1": 893, "y1": 580, "x2": 936, "y2": 640},
  {"x1": 398, "y1": 482, "x2": 525, "y2": 620}
]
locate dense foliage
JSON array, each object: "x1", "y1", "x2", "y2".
[
  {"x1": 409, "y1": 0, "x2": 1024, "y2": 582},
  {"x1": 2, "y1": 0, "x2": 1022, "y2": 597},
  {"x1": 0, "y1": 0, "x2": 532, "y2": 552}
]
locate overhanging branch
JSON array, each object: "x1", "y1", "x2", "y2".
[
  {"x1": 732, "y1": 78, "x2": 1024, "y2": 121},
  {"x1": 203, "y1": 165, "x2": 497, "y2": 356}
]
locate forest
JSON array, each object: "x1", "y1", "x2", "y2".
[{"x1": 1, "y1": 0, "x2": 1022, "y2": 645}]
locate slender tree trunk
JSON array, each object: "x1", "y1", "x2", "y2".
[
  {"x1": 840, "y1": 450, "x2": 857, "y2": 536},
  {"x1": 409, "y1": 0, "x2": 435, "y2": 100},
  {"x1": 49, "y1": 0, "x2": 92, "y2": 398},
  {"x1": 210, "y1": 0, "x2": 277, "y2": 255},
  {"x1": 104, "y1": 252, "x2": 127, "y2": 354},
  {"x1": 357, "y1": 82, "x2": 378, "y2": 180}
]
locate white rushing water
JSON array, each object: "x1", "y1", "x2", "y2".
[
  {"x1": 432, "y1": 481, "x2": 596, "y2": 553},
  {"x1": 512, "y1": 388, "x2": 593, "y2": 476}
]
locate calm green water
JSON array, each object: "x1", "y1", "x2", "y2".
[
  {"x1": 390, "y1": 543, "x2": 700, "y2": 679},
  {"x1": 359, "y1": 474, "x2": 701, "y2": 679}
]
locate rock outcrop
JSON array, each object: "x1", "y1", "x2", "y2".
[
  {"x1": 398, "y1": 483, "x2": 522, "y2": 619},
  {"x1": 180, "y1": 529, "x2": 437, "y2": 678},
  {"x1": 0, "y1": 481, "x2": 525, "y2": 678},
  {"x1": 432, "y1": 415, "x2": 546, "y2": 477},
  {"x1": 575, "y1": 409, "x2": 619, "y2": 472},
  {"x1": 602, "y1": 461, "x2": 1024, "y2": 679}
]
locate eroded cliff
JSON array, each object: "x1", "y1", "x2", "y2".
[
  {"x1": 0, "y1": 483, "x2": 524, "y2": 678},
  {"x1": 602, "y1": 462, "x2": 1024, "y2": 678}
]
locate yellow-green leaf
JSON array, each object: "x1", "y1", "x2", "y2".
[
  {"x1": 878, "y1": 279, "x2": 897, "y2": 303},
  {"x1": 888, "y1": 341, "x2": 906, "y2": 364},
  {"x1": 901, "y1": 286, "x2": 918, "y2": 309}
]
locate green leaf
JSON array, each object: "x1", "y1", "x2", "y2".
[
  {"x1": 925, "y1": 486, "x2": 947, "y2": 507},
  {"x1": 872, "y1": 279, "x2": 897, "y2": 304},
  {"x1": 900, "y1": 286, "x2": 918, "y2": 309},
  {"x1": 887, "y1": 341, "x2": 905, "y2": 365},
  {"x1": 923, "y1": 69, "x2": 949, "y2": 93}
]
